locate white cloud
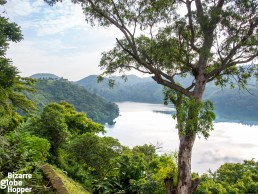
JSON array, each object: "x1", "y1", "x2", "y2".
[
  {"x1": 1, "y1": 0, "x2": 124, "y2": 80},
  {"x1": 7, "y1": 39, "x2": 104, "y2": 81},
  {"x1": 32, "y1": 1, "x2": 88, "y2": 35},
  {"x1": 3, "y1": 0, "x2": 43, "y2": 17},
  {"x1": 4, "y1": 0, "x2": 122, "y2": 36},
  {"x1": 2, "y1": 0, "x2": 87, "y2": 35}
]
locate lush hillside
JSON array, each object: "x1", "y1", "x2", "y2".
[
  {"x1": 26, "y1": 78, "x2": 119, "y2": 124},
  {"x1": 77, "y1": 75, "x2": 258, "y2": 123},
  {"x1": 207, "y1": 86, "x2": 258, "y2": 123},
  {"x1": 77, "y1": 75, "x2": 164, "y2": 103}
]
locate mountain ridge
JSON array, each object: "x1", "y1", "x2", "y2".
[{"x1": 76, "y1": 74, "x2": 258, "y2": 123}]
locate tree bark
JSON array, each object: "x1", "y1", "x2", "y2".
[
  {"x1": 176, "y1": 134, "x2": 199, "y2": 194},
  {"x1": 164, "y1": 178, "x2": 173, "y2": 194}
]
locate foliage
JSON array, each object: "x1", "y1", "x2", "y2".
[
  {"x1": 18, "y1": 166, "x2": 55, "y2": 194},
  {"x1": 0, "y1": 16, "x2": 22, "y2": 55},
  {"x1": 94, "y1": 152, "x2": 147, "y2": 194},
  {"x1": 56, "y1": 148, "x2": 95, "y2": 188},
  {"x1": 0, "y1": 128, "x2": 53, "y2": 194},
  {"x1": 0, "y1": 16, "x2": 36, "y2": 133},
  {"x1": 10, "y1": 131, "x2": 50, "y2": 165},
  {"x1": 153, "y1": 154, "x2": 178, "y2": 188},
  {"x1": 67, "y1": 133, "x2": 123, "y2": 178},
  {"x1": 24, "y1": 101, "x2": 104, "y2": 158},
  {"x1": 0, "y1": 130, "x2": 50, "y2": 177},
  {"x1": 0, "y1": 136, "x2": 12, "y2": 178},
  {"x1": 195, "y1": 160, "x2": 258, "y2": 194},
  {"x1": 25, "y1": 78, "x2": 119, "y2": 124},
  {"x1": 94, "y1": 145, "x2": 178, "y2": 194},
  {"x1": 164, "y1": 88, "x2": 216, "y2": 138}
]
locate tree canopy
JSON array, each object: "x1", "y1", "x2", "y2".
[{"x1": 195, "y1": 160, "x2": 258, "y2": 194}]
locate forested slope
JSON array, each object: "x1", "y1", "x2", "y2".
[
  {"x1": 77, "y1": 75, "x2": 164, "y2": 103},
  {"x1": 26, "y1": 77, "x2": 119, "y2": 124}
]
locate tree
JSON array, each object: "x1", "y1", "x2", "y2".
[
  {"x1": 195, "y1": 160, "x2": 258, "y2": 194},
  {"x1": 45, "y1": 0, "x2": 258, "y2": 193},
  {"x1": 27, "y1": 101, "x2": 104, "y2": 157},
  {"x1": 67, "y1": 133, "x2": 123, "y2": 179},
  {"x1": 0, "y1": 14, "x2": 36, "y2": 134}
]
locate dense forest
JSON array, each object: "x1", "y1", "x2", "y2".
[
  {"x1": 25, "y1": 76, "x2": 119, "y2": 124},
  {"x1": 77, "y1": 75, "x2": 258, "y2": 123}
]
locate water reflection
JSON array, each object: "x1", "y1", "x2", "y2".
[{"x1": 105, "y1": 102, "x2": 258, "y2": 174}]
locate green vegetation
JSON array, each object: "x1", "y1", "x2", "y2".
[
  {"x1": 195, "y1": 160, "x2": 258, "y2": 194},
  {"x1": 77, "y1": 75, "x2": 163, "y2": 103},
  {"x1": 4, "y1": 101, "x2": 181, "y2": 194},
  {"x1": 24, "y1": 101, "x2": 104, "y2": 159},
  {"x1": 42, "y1": 164, "x2": 90, "y2": 194},
  {"x1": 0, "y1": 16, "x2": 36, "y2": 133},
  {"x1": 208, "y1": 87, "x2": 258, "y2": 123},
  {"x1": 25, "y1": 78, "x2": 119, "y2": 124},
  {"x1": 1, "y1": 1, "x2": 257, "y2": 194}
]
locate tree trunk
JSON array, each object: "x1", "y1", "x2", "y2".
[
  {"x1": 164, "y1": 178, "x2": 172, "y2": 194},
  {"x1": 176, "y1": 134, "x2": 200, "y2": 194}
]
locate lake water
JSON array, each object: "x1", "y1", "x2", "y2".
[{"x1": 105, "y1": 102, "x2": 258, "y2": 174}]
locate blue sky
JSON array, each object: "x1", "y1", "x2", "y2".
[{"x1": 2, "y1": 0, "x2": 122, "y2": 81}]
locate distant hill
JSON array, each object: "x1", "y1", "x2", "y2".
[
  {"x1": 30, "y1": 73, "x2": 60, "y2": 80},
  {"x1": 77, "y1": 75, "x2": 258, "y2": 123},
  {"x1": 25, "y1": 78, "x2": 119, "y2": 124},
  {"x1": 77, "y1": 75, "x2": 163, "y2": 103}
]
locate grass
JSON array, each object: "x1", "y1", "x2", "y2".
[{"x1": 46, "y1": 164, "x2": 91, "y2": 194}]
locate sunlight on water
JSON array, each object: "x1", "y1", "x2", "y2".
[{"x1": 105, "y1": 102, "x2": 258, "y2": 174}]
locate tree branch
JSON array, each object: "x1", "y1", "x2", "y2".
[
  {"x1": 152, "y1": 71, "x2": 192, "y2": 97},
  {"x1": 223, "y1": 18, "x2": 258, "y2": 64},
  {"x1": 110, "y1": 0, "x2": 125, "y2": 27},
  {"x1": 216, "y1": 0, "x2": 224, "y2": 9},
  {"x1": 207, "y1": 17, "x2": 258, "y2": 81},
  {"x1": 186, "y1": 0, "x2": 199, "y2": 52},
  {"x1": 194, "y1": 0, "x2": 204, "y2": 24},
  {"x1": 83, "y1": 0, "x2": 140, "y2": 62}
]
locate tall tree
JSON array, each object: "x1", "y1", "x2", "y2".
[
  {"x1": 45, "y1": 0, "x2": 258, "y2": 193},
  {"x1": 0, "y1": 14, "x2": 36, "y2": 133}
]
